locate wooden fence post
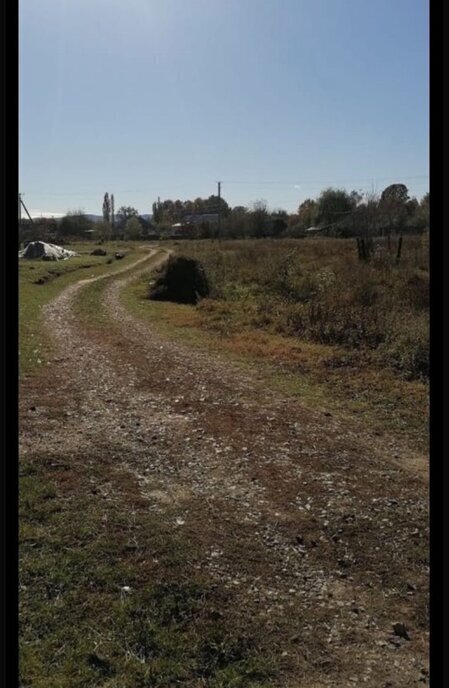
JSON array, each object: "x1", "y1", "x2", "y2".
[{"x1": 395, "y1": 236, "x2": 403, "y2": 265}]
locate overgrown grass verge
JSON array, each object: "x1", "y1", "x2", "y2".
[
  {"x1": 171, "y1": 237, "x2": 429, "y2": 382},
  {"x1": 19, "y1": 242, "x2": 145, "y2": 377},
  {"x1": 119, "y1": 248, "x2": 428, "y2": 452}
]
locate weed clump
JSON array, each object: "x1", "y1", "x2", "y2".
[{"x1": 149, "y1": 255, "x2": 209, "y2": 305}]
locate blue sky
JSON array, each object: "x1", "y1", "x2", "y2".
[{"x1": 19, "y1": 0, "x2": 429, "y2": 217}]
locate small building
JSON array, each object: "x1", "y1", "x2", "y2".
[{"x1": 183, "y1": 213, "x2": 219, "y2": 225}]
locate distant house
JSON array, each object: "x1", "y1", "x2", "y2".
[
  {"x1": 182, "y1": 213, "x2": 219, "y2": 225},
  {"x1": 167, "y1": 213, "x2": 219, "y2": 238},
  {"x1": 170, "y1": 223, "x2": 188, "y2": 235},
  {"x1": 162, "y1": 223, "x2": 194, "y2": 239}
]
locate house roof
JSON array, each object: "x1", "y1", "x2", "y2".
[{"x1": 183, "y1": 213, "x2": 219, "y2": 224}]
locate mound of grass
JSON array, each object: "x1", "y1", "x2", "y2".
[{"x1": 149, "y1": 255, "x2": 210, "y2": 304}]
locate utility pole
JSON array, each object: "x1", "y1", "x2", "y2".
[
  {"x1": 19, "y1": 193, "x2": 22, "y2": 248},
  {"x1": 217, "y1": 181, "x2": 222, "y2": 236},
  {"x1": 19, "y1": 193, "x2": 34, "y2": 247},
  {"x1": 19, "y1": 193, "x2": 34, "y2": 223}
]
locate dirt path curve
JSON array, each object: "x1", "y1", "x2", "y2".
[{"x1": 20, "y1": 247, "x2": 428, "y2": 687}]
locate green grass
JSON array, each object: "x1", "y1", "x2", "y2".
[
  {"x1": 19, "y1": 450, "x2": 280, "y2": 687},
  {"x1": 73, "y1": 246, "x2": 170, "y2": 327},
  {"x1": 19, "y1": 242, "x2": 145, "y2": 377},
  {"x1": 73, "y1": 273, "x2": 112, "y2": 326}
]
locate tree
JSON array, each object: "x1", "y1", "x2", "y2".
[
  {"x1": 248, "y1": 200, "x2": 269, "y2": 238},
  {"x1": 138, "y1": 216, "x2": 155, "y2": 236},
  {"x1": 20, "y1": 217, "x2": 58, "y2": 244},
  {"x1": 117, "y1": 205, "x2": 138, "y2": 220},
  {"x1": 413, "y1": 192, "x2": 429, "y2": 232},
  {"x1": 103, "y1": 193, "x2": 111, "y2": 223},
  {"x1": 205, "y1": 194, "x2": 230, "y2": 218},
  {"x1": 269, "y1": 209, "x2": 288, "y2": 237},
  {"x1": 231, "y1": 205, "x2": 248, "y2": 215},
  {"x1": 94, "y1": 221, "x2": 112, "y2": 242},
  {"x1": 351, "y1": 193, "x2": 381, "y2": 237},
  {"x1": 59, "y1": 210, "x2": 92, "y2": 237},
  {"x1": 222, "y1": 206, "x2": 248, "y2": 238},
  {"x1": 125, "y1": 216, "x2": 142, "y2": 240},
  {"x1": 152, "y1": 195, "x2": 231, "y2": 227},
  {"x1": 116, "y1": 206, "x2": 139, "y2": 234},
  {"x1": 349, "y1": 190, "x2": 363, "y2": 207},
  {"x1": 379, "y1": 184, "x2": 410, "y2": 233},
  {"x1": 316, "y1": 188, "x2": 355, "y2": 227},
  {"x1": 111, "y1": 194, "x2": 115, "y2": 230},
  {"x1": 297, "y1": 199, "x2": 318, "y2": 229},
  {"x1": 270, "y1": 218, "x2": 287, "y2": 238},
  {"x1": 380, "y1": 183, "x2": 409, "y2": 205},
  {"x1": 420, "y1": 191, "x2": 429, "y2": 208},
  {"x1": 405, "y1": 197, "x2": 419, "y2": 216},
  {"x1": 161, "y1": 200, "x2": 175, "y2": 223},
  {"x1": 152, "y1": 200, "x2": 163, "y2": 224}
]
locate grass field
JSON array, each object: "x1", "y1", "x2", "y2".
[{"x1": 19, "y1": 242, "x2": 144, "y2": 377}]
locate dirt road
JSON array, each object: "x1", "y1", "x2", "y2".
[{"x1": 19, "y1": 248, "x2": 429, "y2": 687}]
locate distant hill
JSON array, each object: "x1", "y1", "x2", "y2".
[
  {"x1": 85, "y1": 214, "x2": 153, "y2": 223},
  {"x1": 26, "y1": 213, "x2": 154, "y2": 223}
]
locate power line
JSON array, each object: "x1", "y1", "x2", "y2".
[
  {"x1": 21, "y1": 175, "x2": 428, "y2": 197},
  {"x1": 222, "y1": 175, "x2": 428, "y2": 186}
]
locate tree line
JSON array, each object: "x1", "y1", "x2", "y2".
[
  {"x1": 291, "y1": 184, "x2": 429, "y2": 238},
  {"x1": 18, "y1": 184, "x2": 428, "y2": 245},
  {"x1": 150, "y1": 184, "x2": 428, "y2": 239}
]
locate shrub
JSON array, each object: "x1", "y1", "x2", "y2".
[
  {"x1": 149, "y1": 256, "x2": 209, "y2": 305},
  {"x1": 377, "y1": 312, "x2": 429, "y2": 379}
]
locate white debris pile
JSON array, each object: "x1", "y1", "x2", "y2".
[{"x1": 19, "y1": 241, "x2": 78, "y2": 261}]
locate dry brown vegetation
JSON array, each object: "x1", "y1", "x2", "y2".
[
  {"x1": 172, "y1": 236, "x2": 428, "y2": 382},
  {"x1": 118, "y1": 237, "x2": 428, "y2": 453}
]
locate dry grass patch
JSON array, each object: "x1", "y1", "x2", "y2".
[{"x1": 120, "y1": 262, "x2": 428, "y2": 452}]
